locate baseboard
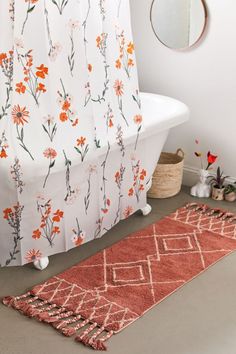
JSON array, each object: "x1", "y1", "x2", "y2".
[{"x1": 183, "y1": 166, "x2": 236, "y2": 187}]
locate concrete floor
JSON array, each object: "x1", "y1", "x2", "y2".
[{"x1": 1, "y1": 187, "x2": 236, "y2": 354}]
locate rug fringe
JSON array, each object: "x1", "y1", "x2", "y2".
[
  {"x1": 185, "y1": 203, "x2": 236, "y2": 223},
  {"x1": 2, "y1": 293, "x2": 113, "y2": 351},
  {"x1": 75, "y1": 324, "x2": 114, "y2": 351}
]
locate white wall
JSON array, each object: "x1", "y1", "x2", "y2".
[{"x1": 130, "y1": 0, "x2": 236, "y2": 185}]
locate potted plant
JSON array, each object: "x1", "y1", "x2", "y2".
[
  {"x1": 224, "y1": 183, "x2": 236, "y2": 202},
  {"x1": 208, "y1": 167, "x2": 228, "y2": 201},
  {"x1": 190, "y1": 139, "x2": 218, "y2": 198}
]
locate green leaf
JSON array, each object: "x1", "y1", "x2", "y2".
[
  {"x1": 28, "y1": 5, "x2": 35, "y2": 13},
  {"x1": 50, "y1": 160, "x2": 55, "y2": 168}
]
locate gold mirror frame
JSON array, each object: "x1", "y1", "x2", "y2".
[{"x1": 150, "y1": 0, "x2": 208, "y2": 50}]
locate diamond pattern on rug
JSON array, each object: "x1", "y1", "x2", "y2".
[
  {"x1": 3, "y1": 203, "x2": 236, "y2": 350},
  {"x1": 31, "y1": 207, "x2": 236, "y2": 332}
]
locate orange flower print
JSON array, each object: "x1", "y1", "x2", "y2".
[
  {"x1": 36, "y1": 64, "x2": 48, "y2": 79},
  {"x1": 114, "y1": 79, "x2": 124, "y2": 96},
  {"x1": 12, "y1": 105, "x2": 29, "y2": 125},
  {"x1": 52, "y1": 226, "x2": 60, "y2": 234},
  {"x1": 72, "y1": 118, "x2": 79, "y2": 126},
  {"x1": 15, "y1": 82, "x2": 26, "y2": 94},
  {"x1": 140, "y1": 169, "x2": 147, "y2": 180},
  {"x1": 25, "y1": 249, "x2": 42, "y2": 263},
  {"x1": 116, "y1": 31, "x2": 135, "y2": 78},
  {"x1": 60, "y1": 112, "x2": 68, "y2": 122},
  {"x1": 134, "y1": 115, "x2": 143, "y2": 125},
  {"x1": 93, "y1": 32, "x2": 109, "y2": 104},
  {"x1": 15, "y1": 49, "x2": 48, "y2": 105},
  {"x1": 128, "y1": 160, "x2": 147, "y2": 202},
  {"x1": 128, "y1": 188, "x2": 134, "y2": 196},
  {"x1": 128, "y1": 58, "x2": 134, "y2": 67},
  {"x1": 34, "y1": 199, "x2": 63, "y2": 247},
  {"x1": 72, "y1": 219, "x2": 85, "y2": 247},
  {"x1": 127, "y1": 42, "x2": 134, "y2": 54},
  {"x1": 62, "y1": 100, "x2": 70, "y2": 111},
  {"x1": 0, "y1": 132, "x2": 9, "y2": 159},
  {"x1": 123, "y1": 206, "x2": 133, "y2": 219},
  {"x1": 88, "y1": 63, "x2": 92, "y2": 72},
  {"x1": 0, "y1": 53, "x2": 7, "y2": 66},
  {"x1": 116, "y1": 59, "x2": 121, "y2": 69},
  {"x1": 115, "y1": 171, "x2": 120, "y2": 183},
  {"x1": 0, "y1": 149, "x2": 7, "y2": 158},
  {"x1": 3, "y1": 203, "x2": 24, "y2": 266},
  {"x1": 74, "y1": 137, "x2": 89, "y2": 162},
  {"x1": 113, "y1": 164, "x2": 125, "y2": 225},
  {"x1": 3, "y1": 208, "x2": 12, "y2": 220},
  {"x1": 57, "y1": 79, "x2": 78, "y2": 126},
  {"x1": 114, "y1": 80, "x2": 129, "y2": 126},
  {"x1": 0, "y1": 51, "x2": 13, "y2": 120},
  {"x1": 104, "y1": 104, "x2": 114, "y2": 131},
  {"x1": 43, "y1": 148, "x2": 57, "y2": 188},
  {"x1": 43, "y1": 147, "x2": 57, "y2": 159},
  {"x1": 36, "y1": 83, "x2": 46, "y2": 93},
  {"x1": 72, "y1": 235, "x2": 84, "y2": 247},
  {"x1": 25, "y1": 0, "x2": 39, "y2": 3},
  {"x1": 52, "y1": 209, "x2": 64, "y2": 222},
  {"x1": 77, "y1": 136, "x2": 86, "y2": 146},
  {"x1": 32, "y1": 229, "x2": 41, "y2": 239},
  {"x1": 96, "y1": 36, "x2": 101, "y2": 48},
  {"x1": 12, "y1": 105, "x2": 34, "y2": 160}
]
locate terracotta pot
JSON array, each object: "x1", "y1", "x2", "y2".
[
  {"x1": 225, "y1": 192, "x2": 236, "y2": 202},
  {"x1": 211, "y1": 186, "x2": 225, "y2": 201}
]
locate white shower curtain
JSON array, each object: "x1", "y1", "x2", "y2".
[{"x1": 0, "y1": 0, "x2": 147, "y2": 266}]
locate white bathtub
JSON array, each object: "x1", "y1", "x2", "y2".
[
  {"x1": 139, "y1": 92, "x2": 189, "y2": 189},
  {"x1": 140, "y1": 92, "x2": 189, "y2": 136},
  {"x1": 34, "y1": 92, "x2": 189, "y2": 269},
  {"x1": 0, "y1": 92, "x2": 189, "y2": 269}
]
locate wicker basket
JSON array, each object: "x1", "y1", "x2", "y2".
[{"x1": 148, "y1": 149, "x2": 184, "y2": 199}]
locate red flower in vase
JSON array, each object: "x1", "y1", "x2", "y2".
[{"x1": 207, "y1": 151, "x2": 218, "y2": 169}]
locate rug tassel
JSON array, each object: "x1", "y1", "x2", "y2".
[
  {"x1": 185, "y1": 203, "x2": 236, "y2": 224},
  {"x1": 3, "y1": 291, "x2": 32, "y2": 308},
  {"x1": 52, "y1": 314, "x2": 82, "y2": 335},
  {"x1": 75, "y1": 324, "x2": 114, "y2": 351},
  {"x1": 2, "y1": 294, "x2": 114, "y2": 350}
]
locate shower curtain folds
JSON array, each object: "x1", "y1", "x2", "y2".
[{"x1": 0, "y1": 0, "x2": 147, "y2": 267}]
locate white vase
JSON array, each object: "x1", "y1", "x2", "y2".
[{"x1": 190, "y1": 169, "x2": 211, "y2": 198}]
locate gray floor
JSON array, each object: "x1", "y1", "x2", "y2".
[{"x1": 1, "y1": 186, "x2": 236, "y2": 354}]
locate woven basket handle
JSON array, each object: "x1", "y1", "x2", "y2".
[{"x1": 176, "y1": 148, "x2": 184, "y2": 158}]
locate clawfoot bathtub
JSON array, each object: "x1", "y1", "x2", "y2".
[{"x1": 34, "y1": 92, "x2": 189, "y2": 270}]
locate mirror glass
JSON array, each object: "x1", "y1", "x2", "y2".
[{"x1": 151, "y1": 0, "x2": 207, "y2": 49}]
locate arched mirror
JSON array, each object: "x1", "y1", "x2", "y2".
[{"x1": 150, "y1": 0, "x2": 207, "y2": 50}]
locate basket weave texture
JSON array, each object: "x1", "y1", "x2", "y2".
[{"x1": 148, "y1": 149, "x2": 184, "y2": 199}]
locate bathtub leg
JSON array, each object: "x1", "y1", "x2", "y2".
[
  {"x1": 33, "y1": 256, "x2": 49, "y2": 270},
  {"x1": 141, "y1": 204, "x2": 152, "y2": 216}
]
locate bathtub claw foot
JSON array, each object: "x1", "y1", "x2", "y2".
[
  {"x1": 141, "y1": 204, "x2": 152, "y2": 216},
  {"x1": 33, "y1": 256, "x2": 49, "y2": 270}
]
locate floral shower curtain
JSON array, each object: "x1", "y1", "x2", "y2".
[{"x1": 0, "y1": 0, "x2": 147, "y2": 267}]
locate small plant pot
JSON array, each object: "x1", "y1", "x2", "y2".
[
  {"x1": 225, "y1": 192, "x2": 236, "y2": 202},
  {"x1": 211, "y1": 186, "x2": 225, "y2": 201}
]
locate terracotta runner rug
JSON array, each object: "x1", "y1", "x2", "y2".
[{"x1": 3, "y1": 203, "x2": 236, "y2": 351}]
